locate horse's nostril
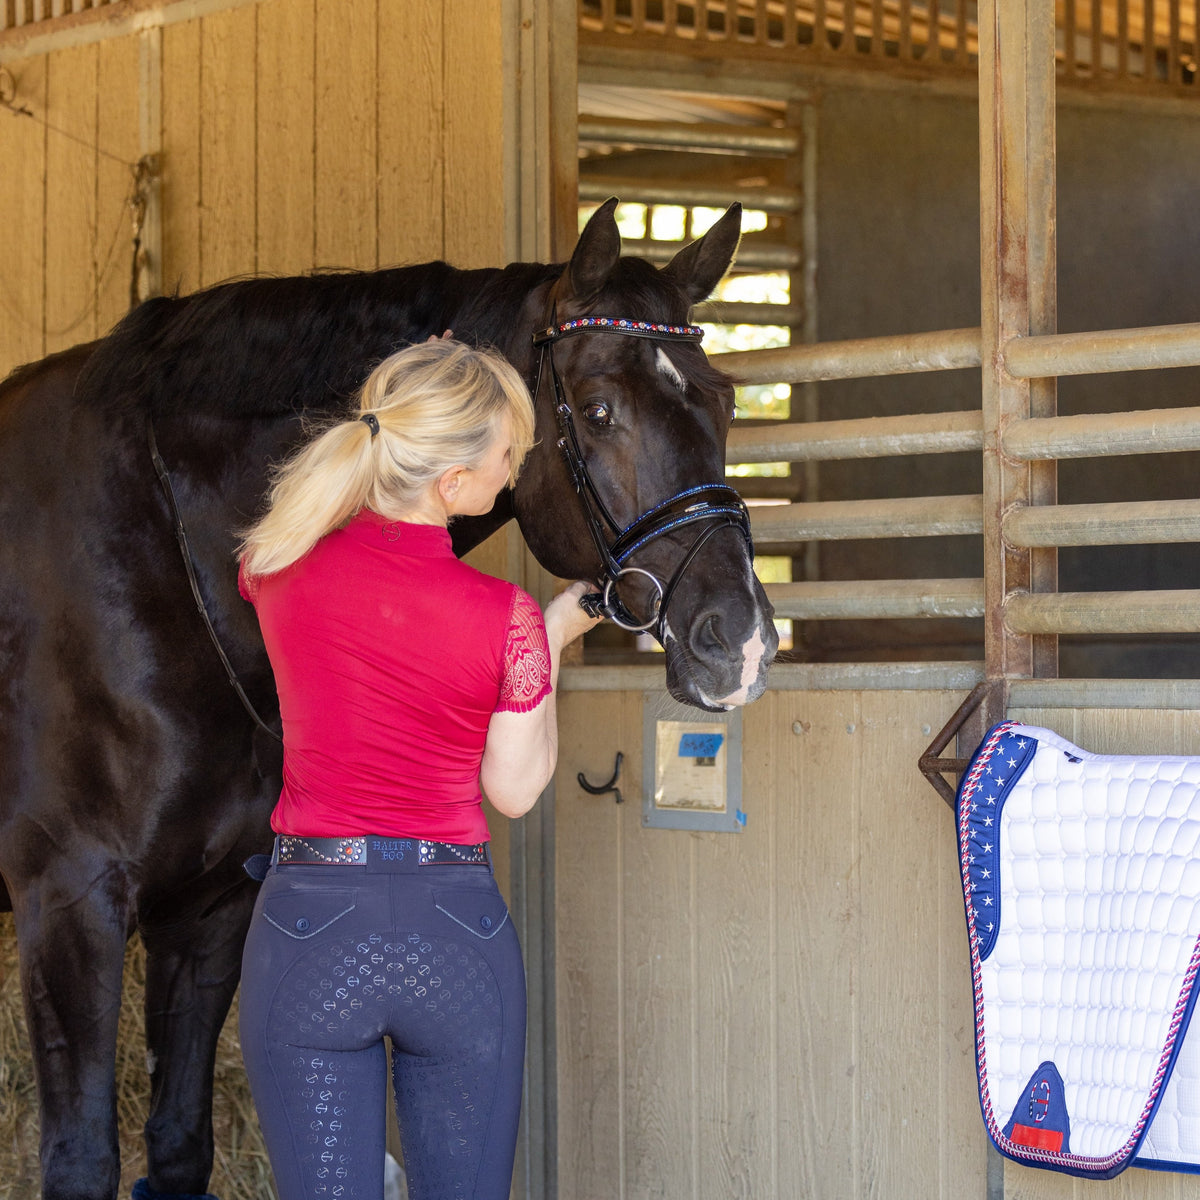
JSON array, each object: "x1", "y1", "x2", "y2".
[{"x1": 697, "y1": 613, "x2": 727, "y2": 657}]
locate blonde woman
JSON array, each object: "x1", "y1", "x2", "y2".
[{"x1": 236, "y1": 338, "x2": 598, "y2": 1200}]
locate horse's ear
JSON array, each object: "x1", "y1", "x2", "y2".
[
  {"x1": 660, "y1": 202, "x2": 743, "y2": 304},
  {"x1": 562, "y1": 197, "x2": 622, "y2": 304}
]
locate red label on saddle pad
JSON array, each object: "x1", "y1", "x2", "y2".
[{"x1": 1009, "y1": 1123, "x2": 1064, "y2": 1152}]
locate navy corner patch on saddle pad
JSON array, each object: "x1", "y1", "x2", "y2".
[{"x1": 955, "y1": 721, "x2": 1200, "y2": 1180}]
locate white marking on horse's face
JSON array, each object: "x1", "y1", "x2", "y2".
[
  {"x1": 714, "y1": 626, "x2": 769, "y2": 708},
  {"x1": 656, "y1": 347, "x2": 686, "y2": 393}
]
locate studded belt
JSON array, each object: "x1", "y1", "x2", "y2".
[{"x1": 271, "y1": 834, "x2": 490, "y2": 868}]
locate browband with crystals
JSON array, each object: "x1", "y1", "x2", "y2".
[{"x1": 532, "y1": 316, "x2": 704, "y2": 346}]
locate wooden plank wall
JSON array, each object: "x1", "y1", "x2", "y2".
[
  {"x1": 0, "y1": 0, "x2": 509, "y2": 379},
  {"x1": 554, "y1": 686, "x2": 988, "y2": 1199}
]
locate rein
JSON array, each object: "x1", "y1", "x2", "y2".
[
  {"x1": 147, "y1": 421, "x2": 283, "y2": 743},
  {"x1": 530, "y1": 316, "x2": 754, "y2": 638}
]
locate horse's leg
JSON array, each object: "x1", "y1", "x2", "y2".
[
  {"x1": 14, "y1": 869, "x2": 131, "y2": 1200},
  {"x1": 138, "y1": 872, "x2": 260, "y2": 1199}
]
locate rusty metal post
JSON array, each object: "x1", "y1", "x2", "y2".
[{"x1": 978, "y1": 0, "x2": 1059, "y2": 682}]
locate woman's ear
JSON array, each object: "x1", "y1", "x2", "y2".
[{"x1": 437, "y1": 465, "x2": 466, "y2": 508}]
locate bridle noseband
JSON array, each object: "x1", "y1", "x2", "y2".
[{"x1": 530, "y1": 316, "x2": 754, "y2": 639}]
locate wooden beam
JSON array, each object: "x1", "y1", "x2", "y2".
[{"x1": 978, "y1": 0, "x2": 1059, "y2": 680}]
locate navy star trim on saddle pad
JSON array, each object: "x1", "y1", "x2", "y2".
[{"x1": 956, "y1": 720, "x2": 1037, "y2": 960}]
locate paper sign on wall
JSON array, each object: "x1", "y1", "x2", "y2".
[
  {"x1": 653, "y1": 721, "x2": 728, "y2": 811},
  {"x1": 641, "y1": 692, "x2": 743, "y2": 833}
]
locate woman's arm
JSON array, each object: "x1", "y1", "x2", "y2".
[{"x1": 480, "y1": 581, "x2": 600, "y2": 818}]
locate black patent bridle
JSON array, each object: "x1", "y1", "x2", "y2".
[{"x1": 530, "y1": 315, "x2": 754, "y2": 639}]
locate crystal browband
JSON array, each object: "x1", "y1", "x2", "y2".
[{"x1": 532, "y1": 316, "x2": 704, "y2": 345}]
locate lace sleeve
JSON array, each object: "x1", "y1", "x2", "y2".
[
  {"x1": 496, "y1": 587, "x2": 552, "y2": 713},
  {"x1": 238, "y1": 560, "x2": 260, "y2": 606}
]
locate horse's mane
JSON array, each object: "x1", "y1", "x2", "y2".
[{"x1": 76, "y1": 260, "x2": 561, "y2": 421}]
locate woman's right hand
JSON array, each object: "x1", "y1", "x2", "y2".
[{"x1": 543, "y1": 581, "x2": 603, "y2": 651}]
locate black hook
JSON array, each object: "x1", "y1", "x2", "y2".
[{"x1": 578, "y1": 751, "x2": 624, "y2": 804}]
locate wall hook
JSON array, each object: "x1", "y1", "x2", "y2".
[{"x1": 578, "y1": 751, "x2": 624, "y2": 804}]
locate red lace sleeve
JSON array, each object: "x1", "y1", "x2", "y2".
[
  {"x1": 238, "y1": 560, "x2": 260, "y2": 606},
  {"x1": 496, "y1": 587, "x2": 552, "y2": 713}
]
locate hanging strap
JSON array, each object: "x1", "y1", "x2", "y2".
[{"x1": 147, "y1": 419, "x2": 282, "y2": 743}]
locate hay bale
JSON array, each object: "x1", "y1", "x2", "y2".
[{"x1": 0, "y1": 913, "x2": 276, "y2": 1200}]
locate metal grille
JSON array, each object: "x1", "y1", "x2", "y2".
[
  {"x1": 580, "y1": 1, "x2": 1200, "y2": 91},
  {"x1": 2, "y1": 0, "x2": 122, "y2": 34}
]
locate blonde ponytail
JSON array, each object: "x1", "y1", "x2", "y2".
[{"x1": 239, "y1": 339, "x2": 535, "y2": 577}]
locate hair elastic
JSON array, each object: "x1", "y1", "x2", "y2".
[{"x1": 360, "y1": 413, "x2": 380, "y2": 438}]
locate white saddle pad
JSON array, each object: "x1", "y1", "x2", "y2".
[{"x1": 956, "y1": 722, "x2": 1200, "y2": 1178}]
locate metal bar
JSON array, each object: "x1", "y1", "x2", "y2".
[
  {"x1": 1004, "y1": 497, "x2": 1200, "y2": 547},
  {"x1": 579, "y1": 175, "x2": 801, "y2": 212},
  {"x1": 1119, "y1": 0, "x2": 1130, "y2": 76},
  {"x1": 726, "y1": 409, "x2": 983, "y2": 462},
  {"x1": 1005, "y1": 589, "x2": 1200, "y2": 634},
  {"x1": 749, "y1": 493, "x2": 983, "y2": 542},
  {"x1": 927, "y1": 0, "x2": 940, "y2": 60},
  {"x1": 1003, "y1": 404, "x2": 1200, "y2": 460},
  {"x1": 1091, "y1": 0, "x2": 1103, "y2": 76},
  {"x1": 561, "y1": 661, "x2": 987, "y2": 694},
  {"x1": 1065, "y1": 0, "x2": 1078, "y2": 76},
  {"x1": 623, "y1": 237, "x2": 801, "y2": 270},
  {"x1": 694, "y1": 300, "x2": 802, "y2": 325},
  {"x1": 899, "y1": 0, "x2": 911, "y2": 58},
  {"x1": 1169, "y1": 0, "x2": 1181, "y2": 82},
  {"x1": 1009, "y1": 678, "x2": 1200, "y2": 709},
  {"x1": 843, "y1": 0, "x2": 858, "y2": 52},
  {"x1": 978, "y1": 0, "x2": 1059, "y2": 680},
  {"x1": 872, "y1": 0, "x2": 884, "y2": 53},
  {"x1": 766, "y1": 577, "x2": 985, "y2": 619},
  {"x1": 730, "y1": 476, "x2": 800, "y2": 501},
  {"x1": 754, "y1": 0, "x2": 768, "y2": 46},
  {"x1": 1144, "y1": 0, "x2": 1156, "y2": 79},
  {"x1": 1003, "y1": 321, "x2": 1200, "y2": 377},
  {"x1": 577, "y1": 116, "x2": 800, "y2": 155},
  {"x1": 714, "y1": 326, "x2": 981, "y2": 383}
]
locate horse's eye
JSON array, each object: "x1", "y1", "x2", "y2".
[{"x1": 583, "y1": 402, "x2": 613, "y2": 426}]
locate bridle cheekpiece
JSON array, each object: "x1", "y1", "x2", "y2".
[{"x1": 530, "y1": 315, "x2": 754, "y2": 639}]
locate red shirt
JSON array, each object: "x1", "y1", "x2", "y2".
[{"x1": 239, "y1": 510, "x2": 551, "y2": 843}]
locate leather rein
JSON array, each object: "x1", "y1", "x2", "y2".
[{"x1": 530, "y1": 316, "x2": 754, "y2": 639}]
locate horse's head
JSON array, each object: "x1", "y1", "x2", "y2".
[{"x1": 512, "y1": 199, "x2": 778, "y2": 710}]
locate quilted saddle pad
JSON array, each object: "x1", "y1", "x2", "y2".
[{"x1": 956, "y1": 721, "x2": 1200, "y2": 1178}]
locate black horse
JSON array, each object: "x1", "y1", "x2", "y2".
[{"x1": 0, "y1": 199, "x2": 776, "y2": 1200}]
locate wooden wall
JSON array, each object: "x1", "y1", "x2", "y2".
[
  {"x1": 554, "y1": 687, "x2": 1200, "y2": 1199},
  {"x1": 0, "y1": 0, "x2": 511, "y2": 383},
  {"x1": 553, "y1": 684, "x2": 987, "y2": 1199}
]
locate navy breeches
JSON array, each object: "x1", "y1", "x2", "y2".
[{"x1": 239, "y1": 851, "x2": 526, "y2": 1200}]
